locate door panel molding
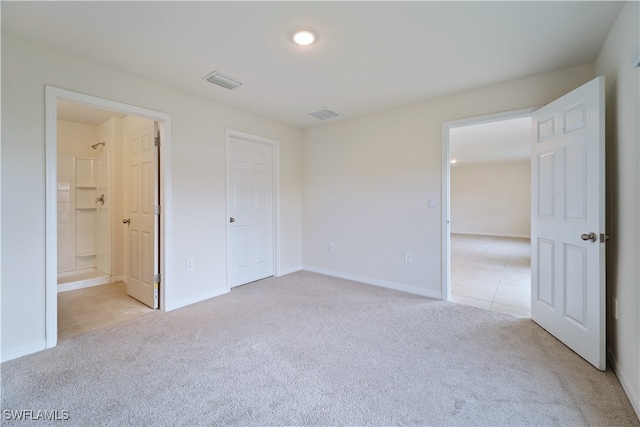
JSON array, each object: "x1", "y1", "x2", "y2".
[
  {"x1": 125, "y1": 123, "x2": 158, "y2": 308},
  {"x1": 530, "y1": 76, "x2": 605, "y2": 370}
]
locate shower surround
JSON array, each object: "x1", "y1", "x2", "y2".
[{"x1": 56, "y1": 117, "x2": 121, "y2": 291}]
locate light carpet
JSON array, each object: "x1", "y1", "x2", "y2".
[{"x1": 2, "y1": 271, "x2": 638, "y2": 426}]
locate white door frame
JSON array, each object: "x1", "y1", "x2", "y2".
[
  {"x1": 45, "y1": 86, "x2": 173, "y2": 348},
  {"x1": 225, "y1": 128, "x2": 280, "y2": 290},
  {"x1": 441, "y1": 107, "x2": 537, "y2": 301}
]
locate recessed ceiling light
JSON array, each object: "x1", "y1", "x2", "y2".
[
  {"x1": 291, "y1": 29, "x2": 317, "y2": 46},
  {"x1": 450, "y1": 159, "x2": 457, "y2": 164}
]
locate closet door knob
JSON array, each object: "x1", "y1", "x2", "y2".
[
  {"x1": 122, "y1": 218, "x2": 130, "y2": 224},
  {"x1": 229, "y1": 217, "x2": 235, "y2": 223}
]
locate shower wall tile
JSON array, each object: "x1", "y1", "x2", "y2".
[{"x1": 57, "y1": 155, "x2": 75, "y2": 272}]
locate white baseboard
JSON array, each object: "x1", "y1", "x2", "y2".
[
  {"x1": 451, "y1": 231, "x2": 531, "y2": 239},
  {"x1": 57, "y1": 275, "x2": 113, "y2": 293},
  {"x1": 302, "y1": 265, "x2": 442, "y2": 300},
  {"x1": 608, "y1": 347, "x2": 640, "y2": 421},
  {"x1": 166, "y1": 287, "x2": 230, "y2": 312},
  {"x1": 2, "y1": 340, "x2": 46, "y2": 363},
  {"x1": 278, "y1": 265, "x2": 303, "y2": 276}
]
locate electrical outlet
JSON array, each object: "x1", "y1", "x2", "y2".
[
  {"x1": 186, "y1": 258, "x2": 195, "y2": 272},
  {"x1": 614, "y1": 298, "x2": 618, "y2": 320},
  {"x1": 329, "y1": 242, "x2": 335, "y2": 252},
  {"x1": 404, "y1": 251, "x2": 413, "y2": 263}
]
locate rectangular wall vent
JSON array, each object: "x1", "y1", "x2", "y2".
[
  {"x1": 308, "y1": 108, "x2": 343, "y2": 120},
  {"x1": 204, "y1": 71, "x2": 242, "y2": 90}
]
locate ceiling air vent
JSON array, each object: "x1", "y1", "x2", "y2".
[
  {"x1": 204, "y1": 71, "x2": 242, "y2": 90},
  {"x1": 308, "y1": 108, "x2": 343, "y2": 120}
]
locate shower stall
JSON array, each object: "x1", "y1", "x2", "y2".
[{"x1": 57, "y1": 118, "x2": 116, "y2": 291}]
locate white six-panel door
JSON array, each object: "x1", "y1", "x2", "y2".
[
  {"x1": 531, "y1": 77, "x2": 605, "y2": 370},
  {"x1": 227, "y1": 134, "x2": 275, "y2": 288},
  {"x1": 126, "y1": 123, "x2": 158, "y2": 308}
]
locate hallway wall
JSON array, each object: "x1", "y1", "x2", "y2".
[
  {"x1": 594, "y1": 0, "x2": 640, "y2": 416},
  {"x1": 450, "y1": 161, "x2": 531, "y2": 238}
]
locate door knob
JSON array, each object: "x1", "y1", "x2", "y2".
[
  {"x1": 581, "y1": 232, "x2": 597, "y2": 242},
  {"x1": 122, "y1": 218, "x2": 130, "y2": 224},
  {"x1": 229, "y1": 217, "x2": 235, "y2": 223}
]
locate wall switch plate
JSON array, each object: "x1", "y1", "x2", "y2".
[
  {"x1": 428, "y1": 197, "x2": 437, "y2": 208},
  {"x1": 329, "y1": 242, "x2": 335, "y2": 252},
  {"x1": 186, "y1": 258, "x2": 195, "y2": 271},
  {"x1": 404, "y1": 251, "x2": 413, "y2": 263}
]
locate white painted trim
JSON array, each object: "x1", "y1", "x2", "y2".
[
  {"x1": 169, "y1": 288, "x2": 230, "y2": 311},
  {"x1": 45, "y1": 88, "x2": 58, "y2": 348},
  {"x1": 631, "y1": 49, "x2": 640, "y2": 69},
  {"x1": 278, "y1": 265, "x2": 303, "y2": 276},
  {"x1": 608, "y1": 348, "x2": 640, "y2": 420},
  {"x1": 441, "y1": 121, "x2": 451, "y2": 302},
  {"x1": 441, "y1": 107, "x2": 537, "y2": 302},
  {"x1": 45, "y1": 86, "x2": 174, "y2": 354},
  {"x1": 225, "y1": 129, "x2": 281, "y2": 289},
  {"x1": 302, "y1": 265, "x2": 442, "y2": 300},
  {"x1": 2, "y1": 341, "x2": 46, "y2": 363}
]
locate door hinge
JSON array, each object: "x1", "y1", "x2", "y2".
[
  {"x1": 154, "y1": 136, "x2": 161, "y2": 147},
  {"x1": 154, "y1": 273, "x2": 161, "y2": 283},
  {"x1": 154, "y1": 205, "x2": 161, "y2": 215},
  {"x1": 600, "y1": 233, "x2": 610, "y2": 243}
]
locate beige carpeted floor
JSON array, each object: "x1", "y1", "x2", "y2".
[{"x1": 2, "y1": 271, "x2": 638, "y2": 426}]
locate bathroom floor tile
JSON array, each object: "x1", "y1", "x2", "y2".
[{"x1": 58, "y1": 282, "x2": 154, "y2": 340}]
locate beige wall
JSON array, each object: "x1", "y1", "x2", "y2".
[
  {"x1": 97, "y1": 117, "x2": 125, "y2": 277},
  {"x1": 595, "y1": 0, "x2": 640, "y2": 415},
  {"x1": 57, "y1": 120, "x2": 99, "y2": 158},
  {"x1": 1, "y1": 36, "x2": 303, "y2": 360},
  {"x1": 451, "y1": 161, "x2": 530, "y2": 238},
  {"x1": 302, "y1": 63, "x2": 594, "y2": 296}
]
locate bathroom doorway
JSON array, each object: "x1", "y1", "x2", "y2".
[
  {"x1": 55, "y1": 100, "x2": 158, "y2": 338},
  {"x1": 45, "y1": 87, "x2": 173, "y2": 347}
]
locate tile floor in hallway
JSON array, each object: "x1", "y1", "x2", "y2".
[
  {"x1": 450, "y1": 233, "x2": 531, "y2": 318},
  {"x1": 58, "y1": 281, "x2": 155, "y2": 340}
]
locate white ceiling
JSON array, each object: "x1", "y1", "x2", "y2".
[
  {"x1": 2, "y1": 1, "x2": 623, "y2": 129},
  {"x1": 450, "y1": 117, "x2": 531, "y2": 166}
]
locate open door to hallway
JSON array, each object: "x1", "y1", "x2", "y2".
[{"x1": 530, "y1": 76, "x2": 606, "y2": 371}]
